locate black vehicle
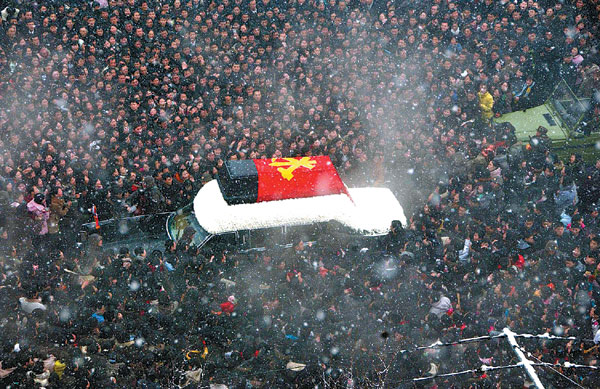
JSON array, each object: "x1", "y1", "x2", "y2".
[{"x1": 165, "y1": 179, "x2": 406, "y2": 253}]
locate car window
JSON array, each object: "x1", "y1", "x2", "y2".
[
  {"x1": 250, "y1": 228, "x2": 285, "y2": 248},
  {"x1": 167, "y1": 204, "x2": 210, "y2": 247},
  {"x1": 286, "y1": 224, "x2": 324, "y2": 243}
]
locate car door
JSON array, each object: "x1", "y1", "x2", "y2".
[{"x1": 208, "y1": 232, "x2": 237, "y2": 252}]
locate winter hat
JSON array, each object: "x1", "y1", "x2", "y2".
[
  {"x1": 143, "y1": 176, "x2": 155, "y2": 187},
  {"x1": 201, "y1": 172, "x2": 212, "y2": 184},
  {"x1": 545, "y1": 240, "x2": 558, "y2": 252},
  {"x1": 34, "y1": 193, "x2": 45, "y2": 204}
]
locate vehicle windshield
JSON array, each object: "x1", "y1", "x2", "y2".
[{"x1": 167, "y1": 203, "x2": 211, "y2": 247}]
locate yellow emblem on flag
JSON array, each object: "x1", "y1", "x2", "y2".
[{"x1": 269, "y1": 157, "x2": 317, "y2": 181}]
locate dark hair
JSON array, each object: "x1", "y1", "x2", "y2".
[
  {"x1": 164, "y1": 239, "x2": 175, "y2": 251},
  {"x1": 150, "y1": 249, "x2": 163, "y2": 262},
  {"x1": 34, "y1": 193, "x2": 45, "y2": 204}
]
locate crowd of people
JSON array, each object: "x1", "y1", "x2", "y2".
[{"x1": 1, "y1": 0, "x2": 600, "y2": 387}]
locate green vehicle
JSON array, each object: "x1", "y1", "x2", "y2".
[{"x1": 494, "y1": 79, "x2": 599, "y2": 162}]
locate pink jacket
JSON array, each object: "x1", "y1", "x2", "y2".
[{"x1": 27, "y1": 199, "x2": 49, "y2": 235}]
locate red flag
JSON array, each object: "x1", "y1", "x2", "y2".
[
  {"x1": 92, "y1": 205, "x2": 100, "y2": 230},
  {"x1": 253, "y1": 156, "x2": 351, "y2": 202}
]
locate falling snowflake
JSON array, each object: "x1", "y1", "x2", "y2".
[
  {"x1": 59, "y1": 308, "x2": 71, "y2": 322},
  {"x1": 316, "y1": 310, "x2": 325, "y2": 321},
  {"x1": 118, "y1": 221, "x2": 129, "y2": 235}
]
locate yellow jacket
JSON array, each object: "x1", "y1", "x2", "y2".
[
  {"x1": 53, "y1": 360, "x2": 66, "y2": 379},
  {"x1": 478, "y1": 91, "x2": 494, "y2": 120}
]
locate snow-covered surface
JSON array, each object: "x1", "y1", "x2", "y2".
[
  {"x1": 194, "y1": 180, "x2": 407, "y2": 235},
  {"x1": 503, "y1": 328, "x2": 545, "y2": 389}
]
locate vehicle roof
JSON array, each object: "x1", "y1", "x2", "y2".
[
  {"x1": 194, "y1": 180, "x2": 407, "y2": 235},
  {"x1": 495, "y1": 104, "x2": 567, "y2": 142}
]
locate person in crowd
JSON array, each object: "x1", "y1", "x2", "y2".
[
  {"x1": 478, "y1": 84, "x2": 495, "y2": 121},
  {"x1": 27, "y1": 193, "x2": 49, "y2": 241},
  {"x1": 46, "y1": 187, "x2": 71, "y2": 249}
]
